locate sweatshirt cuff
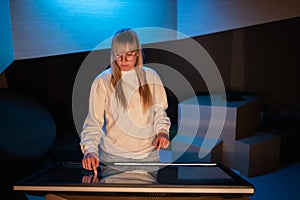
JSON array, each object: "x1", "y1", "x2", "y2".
[
  {"x1": 158, "y1": 127, "x2": 169, "y2": 135},
  {"x1": 80, "y1": 144, "x2": 99, "y2": 158},
  {"x1": 158, "y1": 131, "x2": 169, "y2": 139}
]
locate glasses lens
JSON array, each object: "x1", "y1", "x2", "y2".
[{"x1": 114, "y1": 51, "x2": 136, "y2": 61}]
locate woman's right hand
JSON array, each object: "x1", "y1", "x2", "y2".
[{"x1": 82, "y1": 152, "x2": 99, "y2": 175}]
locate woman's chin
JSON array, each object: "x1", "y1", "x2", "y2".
[{"x1": 120, "y1": 65, "x2": 134, "y2": 71}]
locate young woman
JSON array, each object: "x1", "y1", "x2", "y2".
[{"x1": 80, "y1": 28, "x2": 171, "y2": 175}]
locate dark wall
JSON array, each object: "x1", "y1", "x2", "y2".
[
  {"x1": 6, "y1": 52, "x2": 88, "y2": 133},
  {"x1": 144, "y1": 29, "x2": 233, "y2": 95},
  {"x1": 244, "y1": 17, "x2": 300, "y2": 110},
  {"x1": 243, "y1": 18, "x2": 300, "y2": 164}
]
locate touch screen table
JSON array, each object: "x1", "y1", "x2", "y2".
[{"x1": 14, "y1": 162, "x2": 254, "y2": 198}]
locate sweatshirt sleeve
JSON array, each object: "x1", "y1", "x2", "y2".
[
  {"x1": 151, "y1": 72, "x2": 171, "y2": 137},
  {"x1": 80, "y1": 77, "x2": 107, "y2": 158}
]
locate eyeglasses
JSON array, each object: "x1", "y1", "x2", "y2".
[{"x1": 114, "y1": 51, "x2": 137, "y2": 61}]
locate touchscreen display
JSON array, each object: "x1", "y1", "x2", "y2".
[{"x1": 14, "y1": 162, "x2": 254, "y2": 195}]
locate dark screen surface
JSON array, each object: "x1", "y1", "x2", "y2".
[{"x1": 14, "y1": 162, "x2": 254, "y2": 195}]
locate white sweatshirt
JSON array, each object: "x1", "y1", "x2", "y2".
[{"x1": 80, "y1": 66, "x2": 171, "y2": 160}]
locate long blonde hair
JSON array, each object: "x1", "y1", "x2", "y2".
[{"x1": 110, "y1": 28, "x2": 153, "y2": 113}]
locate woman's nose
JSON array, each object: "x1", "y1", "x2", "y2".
[{"x1": 120, "y1": 55, "x2": 128, "y2": 62}]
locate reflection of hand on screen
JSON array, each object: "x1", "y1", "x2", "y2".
[
  {"x1": 100, "y1": 170, "x2": 157, "y2": 184},
  {"x1": 82, "y1": 174, "x2": 99, "y2": 184}
]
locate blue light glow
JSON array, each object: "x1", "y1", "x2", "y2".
[
  {"x1": 10, "y1": 0, "x2": 177, "y2": 60},
  {"x1": 0, "y1": 0, "x2": 14, "y2": 73}
]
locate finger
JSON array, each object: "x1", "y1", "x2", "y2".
[
  {"x1": 82, "y1": 175, "x2": 86, "y2": 183},
  {"x1": 92, "y1": 175, "x2": 99, "y2": 183},
  {"x1": 95, "y1": 158, "x2": 100, "y2": 167},
  {"x1": 89, "y1": 158, "x2": 95, "y2": 171},
  {"x1": 87, "y1": 159, "x2": 92, "y2": 170},
  {"x1": 83, "y1": 159, "x2": 90, "y2": 170},
  {"x1": 92, "y1": 159, "x2": 98, "y2": 175},
  {"x1": 85, "y1": 158, "x2": 91, "y2": 170},
  {"x1": 152, "y1": 137, "x2": 159, "y2": 147},
  {"x1": 164, "y1": 141, "x2": 170, "y2": 148},
  {"x1": 162, "y1": 139, "x2": 169, "y2": 148},
  {"x1": 82, "y1": 159, "x2": 86, "y2": 169},
  {"x1": 87, "y1": 174, "x2": 92, "y2": 183},
  {"x1": 164, "y1": 142, "x2": 170, "y2": 149},
  {"x1": 157, "y1": 140, "x2": 162, "y2": 151}
]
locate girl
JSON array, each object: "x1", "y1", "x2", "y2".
[{"x1": 80, "y1": 28, "x2": 171, "y2": 175}]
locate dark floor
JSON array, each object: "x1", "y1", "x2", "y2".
[{"x1": 248, "y1": 161, "x2": 300, "y2": 200}]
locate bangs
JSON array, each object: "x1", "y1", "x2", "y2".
[
  {"x1": 112, "y1": 30, "x2": 139, "y2": 53},
  {"x1": 112, "y1": 41, "x2": 138, "y2": 54}
]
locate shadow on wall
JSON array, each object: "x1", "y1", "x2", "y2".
[{"x1": 0, "y1": 89, "x2": 56, "y2": 183}]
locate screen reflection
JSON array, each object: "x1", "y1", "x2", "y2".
[{"x1": 82, "y1": 164, "x2": 159, "y2": 184}]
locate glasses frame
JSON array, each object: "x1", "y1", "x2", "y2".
[{"x1": 113, "y1": 50, "x2": 138, "y2": 62}]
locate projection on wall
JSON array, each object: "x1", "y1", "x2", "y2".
[{"x1": 10, "y1": 0, "x2": 177, "y2": 60}]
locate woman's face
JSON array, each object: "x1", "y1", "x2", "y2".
[{"x1": 114, "y1": 50, "x2": 138, "y2": 71}]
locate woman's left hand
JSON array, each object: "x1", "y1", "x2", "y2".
[{"x1": 153, "y1": 132, "x2": 170, "y2": 150}]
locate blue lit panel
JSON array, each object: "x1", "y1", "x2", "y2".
[
  {"x1": 0, "y1": 0, "x2": 14, "y2": 73},
  {"x1": 10, "y1": 0, "x2": 177, "y2": 60},
  {"x1": 177, "y1": 0, "x2": 300, "y2": 38}
]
